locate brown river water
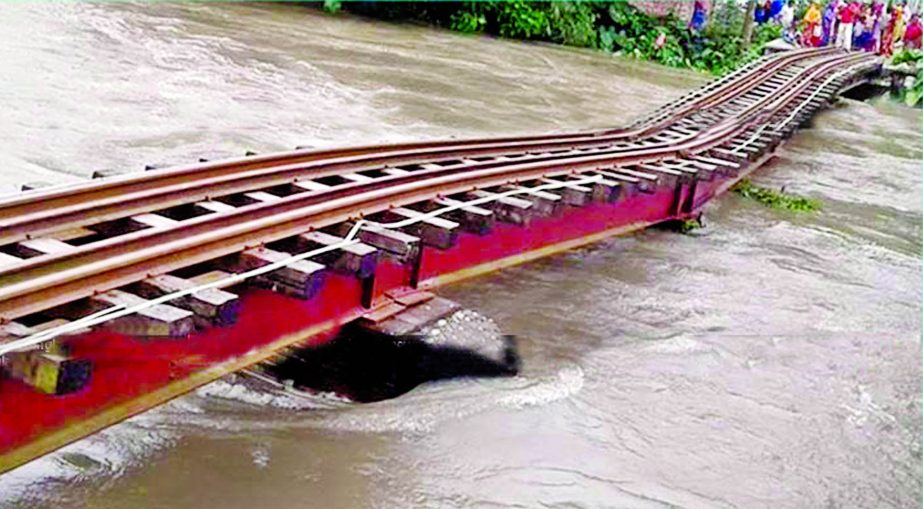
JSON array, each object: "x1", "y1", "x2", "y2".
[{"x1": 0, "y1": 3, "x2": 920, "y2": 508}]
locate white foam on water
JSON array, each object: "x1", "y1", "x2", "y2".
[
  {"x1": 195, "y1": 378, "x2": 352, "y2": 410},
  {"x1": 497, "y1": 364, "x2": 585, "y2": 409},
  {"x1": 274, "y1": 363, "x2": 585, "y2": 436}
]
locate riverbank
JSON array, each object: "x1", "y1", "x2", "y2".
[
  {"x1": 885, "y1": 49, "x2": 923, "y2": 106},
  {"x1": 321, "y1": 0, "x2": 782, "y2": 76}
]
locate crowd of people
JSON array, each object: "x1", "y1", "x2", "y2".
[
  {"x1": 766, "y1": 0, "x2": 923, "y2": 55},
  {"x1": 685, "y1": 0, "x2": 922, "y2": 55}
]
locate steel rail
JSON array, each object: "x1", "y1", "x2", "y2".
[
  {"x1": 0, "y1": 51, "x2": 848, "y2": 246},
  {"x1": 0, "y1": 47, "x2": 836, "y2": 226},
  {"x1": 0, "y1": 52, "x2": 872, "y2": 320}
]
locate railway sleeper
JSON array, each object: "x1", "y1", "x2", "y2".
[
  {"x1": 4, "y1": 347, "x2": 92, "y2": 395},
  {"x1": 596, "y1": 168, "x2": 657, "y2": 194},
  {"x1": 540, "y1": 177, "x2": 593, "y2": 207},
  {"x1": 0, "y1": 318, "x2": 86, "y2": 355},
  {"x1": 708, "y1": 148, "x2": 750, "y2": 165},
  {"x1": 195, "y1": 200, "x2": 237, "y2": 214},
  {"x1": 660, "y1": 160, "x2": 714, "y2": 181},
  {"x1": 133, "y1": 274, "x2": 240, "y2": 328},
  {"x1": 243, "y1": 191, "x2": 283, "y2": 203},
  {"x1": 0, "y1": 251, "x2": 23, "y2": 267},
  {"x1": 294, "y1": 231, "x2": 379, "y2": 279},
  {"x1": 421, "y1": 198, "x2": 496, "y2": 236},
  {"x1": 467, "y1": 190, "x2": 534, "y2": 227},
  {"x1": 374, "y1": 208, "x2": 459, "y2": 250},
  {"x1": 566, "y1": 174, "x2": 622, "y2": 203},
  {"x1": 690, "y1": 154, "x2": 741, "y2": 175},
  {"x1": 721, "y1": 144, "x2": 764, "y2": 163},
  {"x1": 634, "y1": 163, "x2": 685, "y2": 187},
  {"x1": 291, "y1": 179, "x2": 333, "y2": 193},
  {"x1": 337, "y1": 224, "x2": 422, "y2": 264},
  {"x1": 497, "y1": 184, "x2": 563, "y2": 217},
  {"x1": 44, "y1": 289, "x2": 196, "y2": 339},
  {"x1": 230, "y1": 247, "x2": 327, "y2": 301},
  {"x1": 13, "y1": 238, "x2": 74, "y2": 258}
]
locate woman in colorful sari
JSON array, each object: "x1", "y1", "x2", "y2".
[
  {"x1": 881, "y1": 3, "x2": 902, "y2": 55},
  {"x1": 803, "y1": 0, "x2": 823, "y2": 47},
  {"x1": 894, "y1": 3, "x2": 907, "y2": 43}
]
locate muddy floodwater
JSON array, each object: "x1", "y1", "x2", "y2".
[{"x1": 0, "y1": 3, "x2": 920, "y2": 508}]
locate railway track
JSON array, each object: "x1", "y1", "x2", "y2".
[
  {"x1": 0, "y1": 47, "x2": 881, "y2": 475},
  {"x1": 0, "y1": 49, "x2": 877, "y2": 322},
  {"x1": 0, "y1": 47, "x2": 835, "y2": 233}
]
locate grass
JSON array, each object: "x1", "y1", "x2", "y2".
[{"x1": 732, "y1": 178, "x2": 822, "y2": 212}]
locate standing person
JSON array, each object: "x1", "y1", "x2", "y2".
[
  {"x1": 755, "y1": 0, "x2": 768, "y2": 24},
  {"x1": 689, "y1": 0, "x2": 708, "y2": 33},
  {"x1": 870, "y1": 1, "x2": 885, "y2": 52},
  {"x1": 882, "y1": 2, "x2": 902, "y2": 55},
  {"x1": 894, "y1": 2, "x2": 908, "y2": 42},
  {"x1": 781, "y1": 0, "x2": 799, "y2": 43},
  {"x1": 854, "y1": 3, "x2": 872, "y2": 50},
  {"x1": 822, "y1": 0, "x2": 839, "y2": 45},
  {"x1": 836, "y1": 0, "x2": 860, "y2": 49},
  {"x1": 688, "y1": 0, "x2": 708, "y2": 53},
  {"x1": 904, "y1": 12, "x2": 923, "y2": 49},
  {"x1": 804, "y1": 0, "x2": 824, "y2": 46},
  {"x1": 769, "y1": 0, "x2": 785, "y2": 21}
]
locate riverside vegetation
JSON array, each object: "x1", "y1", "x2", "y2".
[
  {"x1": 321, "y1": 0, "x2": 783, "y2": 76},
  {"x1": 732, "y1": 178, "x2": 823, "y2": 212},
  {"x1": 888, "y1": 49, "x2": 923, "y2": 106}
]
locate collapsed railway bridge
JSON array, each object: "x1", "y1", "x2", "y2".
[{"x1": 0, "y1": 48, "x2": 880, "y2": 473}]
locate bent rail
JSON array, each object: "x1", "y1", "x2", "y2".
[
  {"x1": 0, "y1": 48, "x2": 836, "y2": 232},
  {"x1": 0, "y1": 51, "x2": 878, "y2": 321}
]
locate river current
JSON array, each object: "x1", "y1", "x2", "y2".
[{"x1": 0, "y1": 3, "x2": 920, "y2": 508}]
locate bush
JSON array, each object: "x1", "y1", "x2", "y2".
[
  {"x1": 891, "y1": 49, "x2": 923, "y2": 66},
  {"x1": 325, "y1": 0, "x2": 780, "y2": 76}
]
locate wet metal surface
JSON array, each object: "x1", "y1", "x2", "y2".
[{"x1": 0, "y1": 3, "x2": 919, "y2": 508}]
